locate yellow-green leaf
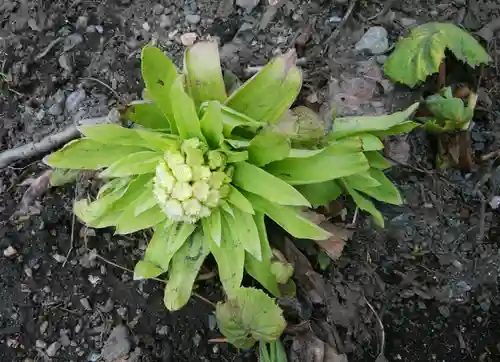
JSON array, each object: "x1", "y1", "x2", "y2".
[
  {"x1": 365, "y1": 151, "x2": 391, "y2": 169},
  {"x1": 133, "y1": 260, "x2": 164, "y2": 280},
  {"x1": 100, "y1": 151, "x2": 162, "y2": 178},
  {"x1": 341, "y1": 180, "x2": 384, "y2": 227},
  {"x1": 141, "y1": 45, "x2": 178, "y2": 133},
  {"x1": 201, "y1": 209, "x2": 221, "y2": 246},
  {"x1": 164, "y1": 229, "x2": 209, "y2": 311},
  {"x1": 215, "y1": 287, "x2": 286, "y2": 349},
  {"x1": 295, "y1": 180, "x2": 342, "y2": 207},
  {"x1": 384, "y1": 22, "x2": 491, "y2": 87},
  {"x1": 184, "y1": 41, "x2": 227, "y2": 108},
  {"x1": 170, "y1": 75, "x2": 204, "y2": 141},
  {"x1": 265, "y1": 147, "x2": 369, "y2": 185},
  {"x1": 228, "y1": 207, "x2": 262, "y2": 261},
  {"x1": 227, "y1": 186, "x2": 254, "y2": 214},
  {"x1": 248, "y1": 129, "x2": 291, "y2": 166},
  {"x1": 44, "y1": 139, "x2": 148, "y2": 170},
  {"x1": 200, "y1": 101, "x2": 224, "y2": 148},
  {"x1": 343, "y1": 171, "x2": 381, "y2": 189},
  {"x1": 244, "y1": 192, "x2": 331, "y2": 240},
  {"x1": 225, "y1": 50, "x2": 302, "y2": 124},
  {"x1": 353, "y1": 168, "x2": 402, "y2": 205},
  {"x1": 115, "y1": 204, "x2": 166, "y2": 234},
  {"x1": 122, "y1": 101, "x2": 171, "y2": 130},
  {"x1": 233, "y1": 162, "x2": 310, "y2": 207}
]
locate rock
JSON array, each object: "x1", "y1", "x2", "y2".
[
  {"x1": 35, "y1": 340, "x2": 47, "y2": 349},
  {"x1": 63, "y1": 33, "x2": 83, "y2": 52},
  {"x1": 58, "y1": 53, "x2": 73, "y2": 72},
  {"x1": 65, "y1": 89, "x2": 86, "y2": 114},
  {"x1": 236, "y1": 0, "x2": 259, "y2": 12},
  {"x1": 40, "y1": 321, "x2": 49, "y2": 334},
  {"x1": 80, "y1": 297, "x2": 92, "y2": 311},
  {"x1": 438, "y1": 305, "x2": 450, "y2": 318},
  {"x1": 159, "y1": 15, "x2": 172, "y2": 28},
  {"x1": 153, "y1": 4, "x2": 165, "y2": 15},
  {"x1": 52, "y1": 254, "x2": 66, "y2": 263},
  {"x1": 354, "y1": 26, "x2": 389, "y2": 55},
  {"x1": 156, "y1": 325, "x2": 169, "y2": 336},
  {"x1": 180, "y1": 32, "x2": 197, "y2": 46},
  {"x1": 186, "y1": 14, "x2": 201, "y2": 25},
  {"x1": 101, "y1": 325, "x2": 131, "y2": 362},
  {"x1": 46, "y1": 341, "x2": 61, "y2": 357},
  {"x1": 142, "y1": 22, "x2": 151, "y2": 31},
  {"x1": 47, "y1": 103, "x2": 63, "y2": 116},
  {"x1": 76, "y1": 16, "x2": 88, "y2": 29},
  {"x1": 59, "y1": 334, "x2": 71, "y2": 347},
  {"x1": 3, "y1": 246, "x2": 17, "y2": 257},
  {"x1": 400, "y1": 18, "x2": 417, "y2": 27}
]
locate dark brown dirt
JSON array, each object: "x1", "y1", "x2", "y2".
[{"x1": 2, "y1": 0, "x2": 500, "y2": 361}]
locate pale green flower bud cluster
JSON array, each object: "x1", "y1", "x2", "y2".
[{"x1": 154, "y1": 138, "x2": 231, "y2": 224}]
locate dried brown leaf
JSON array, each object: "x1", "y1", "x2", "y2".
[{"x1": 14, "y1": 170, "x2": 52, "y2": 216}]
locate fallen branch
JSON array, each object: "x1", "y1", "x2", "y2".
[{"x1": 0, "y1": 116, "x2": 108, "y2": 169}]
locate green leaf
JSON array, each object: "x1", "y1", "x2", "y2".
[
  {"x1": 244, "y1": 192, "x2": 331, "y2": 240},
  {"x1": 364, "y1": 151, "x2": 391, "y2": 169},
  {"x1": 228, "y1": 207, "x2": 262, "y2": 261},
  {"x1": 222, "y1": 149, "x2": 249, "y2": 164},
  {"x1": 78, "y1": 124, "x2": 179, "y2": 152},
  {"x1": 353, "y1": 168, "x2": 403, "y2": 205},
  {"x1": 184, "y1": 41, "x2": 227, "y2": 108},
  {"x1": 341, "y1": 180, "x2": 384, "y2": 227},
  {"x1": 343, "y1": 171, "x2": 381, "y2": 189},
  {"x1": 265, "y1": 146, "x2": 369, "y2": 185},
  {"x1": 170, "y1": 75, "x2": 205, "y2": 141},
  {"x1": 288, "y1": 148, "x2": 325, "y2": 158},
  {"x1": 139, "y1": 222, "x2": 196, "y2": 277},
  {"x1": 122, "y1": 101, "x2": 171, "y2": 130},
  {"x1": 201, "y1": 209, "x2": 221, "y2": 246},
  {"x1": 210, "y1": 212, "x2": 245, "y2": 295},
  {"x1": 49, "y1": 168, "x2": 80, "y2": 187},
  {"x1": 248, "y1": 129, "x2": 291, "y2": 166},
  {"x1": 370, "y1": 121, "x2": 420, "y2": 138},
  {"x1": 259, "y1": 341, "x2": 288, "y2": 362},
  {"x1": 211, "y1": 105, "x2": 263, "y2": 137},
  {"x1": 245, "y1": 212, "x2": 280, "y2": 297},
  {"x1": 133, "y1": 260, "x2": 164, "y2": 280},
  {"x1": 200, "y1": 101, "x2": 224, "y2": 148},
  {"x1": 295, "y1": 180, "x2": 342, "y2": 207},
  {"x1": 329, "y1": 103, "x2": 420, "y2": 139},
  {"x1": 215, "y1": 287, "x2": 286, "y2": 349},
  {"x1": 164, "y1": 229, "x2": 210, "y2": 311},
  {"x1": 384, "y1": 22, "x2": 492, "y2": 87},
  {"x1": 225, "y1": 50, "x2": 302, "y2": 124},
  {"x1": 115, "y1": 204, "x2": 166, "y2": 234},
  {"x1": 233, "y1": 162, "x2": 311, "y2": 207},
  {"x1": 227, "y1": 186, "x2": 254, "y2": 214},
  {"x1": 44, "y1": 139, "x2": 148, "y2": 170},
  {"x1": 141, "y1": 45, "x2": 179, "y2": 133},
  {"x1": 99, "y1": 151, "x2": 162, "y2": 178}
]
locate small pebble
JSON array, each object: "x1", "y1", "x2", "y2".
[
  {"x1": 185, "y1": 14, "x2": 201, "y2": 25},
  {"x1": 60, "y1": 334, "x2": 71, "y2": 347},
  {"x1": 80, "y1": 297, "x2": 92, "y2": 311},
  {"x1": 95, "y1": 25, "x2": 104, "y2": 34},
  {"x1": 142, "y1": 22, "x2": 151, "y2": 31},
  {"x1": 3, "y1": 246, "x2": 17, "y2": 257},
  {"x1": 180, "y1": 32, "x2": 197, "y2": 46},
  {"x1": 76, "y1": 16, "x2": 88, "y2": 29},
  {"x1": 35, "y1": 340, "x2": 47, "y2": 349},
  {"x1": 153, "y1": 3, "x2": 165, "y2": 15},
  {"x1": 46, "y1": 341, "x2": 61, "y2": 357},
  {"x1": 159, "y1": 15, "x2": 172, "y2": 28},
  {"x1": 40, "y1": 321, "x2": 49, "y2": 334},
  {"x1": 52, "y1": 254, "x2": 66, "y2": 263},
  {"x1": 156, "y1": 325, "x2": 169, "y2": 336}
]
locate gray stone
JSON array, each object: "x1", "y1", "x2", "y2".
[
  {"x1": 101, "y1": 325, "x2": 131, "y2": 362},
  {"x1": 59, "y1": 334, "x2": 71, "y2": 347},
  {"x1": 76, "y1": 16, "x2": 88, "y2": 29},
  {"x1": 236, "y1": 0, "x2": 259, "y2": 11},
  {"x1": 35, "y1": 340, "x2": 47, "y2": 349},
  {"x1": 159, "y1": 15, "x2": 172, "y2": 29},
  {"x1": 400, "y1": 18, "x2": 417, "y2": 27},
  {"x1": 58, "y1": 53, "x2": 73, "y2": 72},
  {"x1": 354, "y1": 26, "x2": 389, "y2": 55},
  {"x1": 47, "y1": 103, "x2": 63, "y2": 116},
  {"x1": 186, "y1": 14, "x2": 201, "y2": 25},
  {"x1": 153, "y1": 4, "x2": 165, "y2": 15},
  {"x1": 46, "y1": 341, "x2": 61, "y2": 357},
  {"x1": 65, "y1": 89, "x2": 86, "y2": 114},
  {"x1": 80, "y1": 297, "x2": 92, "y2": 311}
]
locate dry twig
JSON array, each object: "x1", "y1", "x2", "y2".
[
  {"x1": 365, "y1": 297, "x2": 386, "y2": 362},
  {"x1": 324, "y1": 0, "x2": 358, "y2": 52}
]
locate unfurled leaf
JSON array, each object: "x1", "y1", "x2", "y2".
[
  {"x1": 170, "y1": 75, "x2": 205, "y2": 141},
  {"x1": 184, "y1": 41, "x2": 227, "y2": 108},
  {"x1": 115, "y1": 204, "x2": 166, "y2": 234},
  {"x1": 200, "y1": 101, "x2": 224, "y2": 148},
  {"x1": 123, "y1": 101, "x2": 171, "y2": 130},
  {"x1": 295, "y1": 180, "x2": 342, "y2": 207},
  {"x1": 287, "y1": 148, "x2": 325, "y2": 158},
  {"x1": 201, "y1": 209, "x2": 222, "y2": 246},
  {"x1": 265, "y1": 147, "x2": 369, "y2": 185},
  {"x1": 354, "y1": 168, "x2": 402, "y2": 205},
  {"x1": 140, "y1": 222, "x2": 196, "y2": 276},
  {"x1": 225, "y1": 50, "x2": 302, "y2": 124},
  {"x1": 384, "y1": 22, "x2": 491, "y2": 87},
  {"x1": 44, "y1": 139, "x2": 148, "y2": 170},
  {"x1": 210, "y1": 213, "x2": 245, "y2": 295},
  {"x1": 49, "y1": 168, "x2": 80, "y2": 187},
  {"x1": 100, "y1": 151, "x2": 162, "y2": 178},
  {"x1": 164, "y1": 229, "x2": 210, "y2": 311},
  {"x1": 227, "y1": 186, "x2": 254, "y2": 214},
  {"x1": 215, "y1": 287, "x2": 286, "y2": 349},
  {"x1": 365, "y1": 151, "x2": 391, "y2": 169},
  {"x1": 141, "y1": 46, "x2": 178, "y2": 132},
  {"x1": 244, "y1": 192, "x2": 331, "y2": 240},
  {"x1": 223, "y1": 149, "x2": 249, "y2": 163},
  {"x1": 370, "y1": 121, "x2": 420, "y2": 138},
  {"x1": 343, "y1": 171, "x2": 381, "y2": 189},
  {"x1": 78, "y1": 124, "x2": 178, "y2": 152},
  {"x1": 134, "y1": 260, "x2": 164, "y2": 280},
  {"x1": 342, "y1": 181, "x2": 384, "y2": 227},
  {"x1": 248, "y1": 129, "x2": 291, "y2": 166},
  {"x1": 213, "y1": 105, "x2": 263, "y2": 137},
  {"x1": 227, "y1": 207, "x2": 262, "y2": 261},
  {"x1": 245, "y1": 212, "x2": 280, "y2": 297},
  {"x1": 329, "y1": 103, "x2": 420, "y2": 139},
  {"x1": 233, "y1": 162, "x2": 311, "y2": 207}
]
